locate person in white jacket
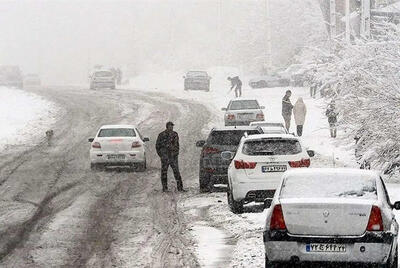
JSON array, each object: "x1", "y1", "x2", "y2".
[{"x1": 293, "y1": 97, "x2": 307, "y2": 136}]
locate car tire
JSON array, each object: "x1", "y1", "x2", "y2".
[
  {"x1": 136, "y1": 161, "x2": 147, "y2": 172},
  {"x1": 90, "y1": 163, "x2": 96, "y2": 170},
  {"x1": 199, "y1": 169, "x2": 211, "y2": 193},
  {"x1": 227, "y1": 186, "x2": 243, "y2": 214}
]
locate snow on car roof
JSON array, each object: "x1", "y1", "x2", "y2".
[
  {"x1": 243, "y1": 133, "x2": 296, "y2": 140},
  {"x1": 100, "y1": 124, "x2": 136, "y2": 129},
  {"x1": 283, "y1": 168, "x2": 380, "y2": 179},
  {"x1": 230, "y1": 98, "x2": 259, "y2": 102},
  {"x1": 212, "y1": 126, "x2": 260, "y2": 131}
]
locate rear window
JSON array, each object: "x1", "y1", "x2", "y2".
[
  {"x1": 98, "y1": 128, "x2": 136, "y2": 137},
  {"x1": 95, "y1": 71, "x2": 113, "y2": 77},
  {"x1": 229, "y1": 100, "x2": 260, "y2": 110},
  {"x1": 208, "y1": 130, "x2": 260, "y2": 146},
  {"x1": 242, "y1": 139, "x2": 301, "y2": 155},
  {"x1": 281, "y1": 175, "x2": 377, "y2": 200}
]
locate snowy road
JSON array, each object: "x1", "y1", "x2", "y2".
[{"x1": 0, "y1": 86, "x2": 211, "y2": 267}]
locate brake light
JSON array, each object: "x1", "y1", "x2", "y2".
[
  {"x1": 288, "y1": 158, "x2": 310, "y2": 168},
  {"x1": 132, "y1": 141, "x2": 141, "y2": 148},
  {"x1": 270, "y1": 204, "x2": 287, "y2": 230},
  {"x1": 92, "y1": 142, "x2": 101, "y2": 149},
  {"x1": 256, "y1": 113, "x2": 264, "y2": 120},
  {"x1": 234, "y1": 160, "x2": 256, "y2": 169},
  {"x1": 367, "y1": 206, "x2": 383, "y2": 231},
  {"x1": 227, "y1": 114, "x2": 235, "y2": 120}
]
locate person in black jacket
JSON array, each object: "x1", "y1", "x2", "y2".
[
  {"x1": 227, "y1": 76, "x2": 242, "y2": 98},
  {"x1": 326, "y1": 100, "x2": 338, "y2": 138},
  {"x1": 156, "y1": 121, "x2": 184, "y2": 192}
]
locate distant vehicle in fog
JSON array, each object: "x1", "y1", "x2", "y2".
[
  {"x1": 24, "y1": 74, "x2": 41, "y2": 87},
  {"x1": 183, "y1": 71, "x2": 211, "y2": 91},
  {"x1": 89, "y1": 70, "x2": 116, "y2": 90},
  {"x1": 249, "y1": 74, "x2": 289, "y2": 89},
  {"x1": 0, "y1": 65, "x2": 23, "y2": 89},
  {"x1": 277, "y1": 63, "x2": 309, "y2": 87},
  {"x1": 222, "y1": 99, "x2": 265, "y2": 126}
]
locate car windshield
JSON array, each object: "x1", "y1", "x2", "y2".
[
  {"x1": 229, "y1": 100, "x2": 260, "y2": 110},
  {"x1": 242, "y1": 139, "x2": 301, "y2": 155},
  {"x1": 98, "y1": 128, "x2": 136, "y2": 137},
  {"x1": 95, "y1": 71, "x2": 113, "y2": 77},
  {"x1": 281, "y1": 174, "x2": 378, "y2": 200},
  {"x1": 187, "y1": 71, "x2": 207, "y2": 77},
  {"x1": 208, "y1": 130, "x2": 260, "y2": 146}
]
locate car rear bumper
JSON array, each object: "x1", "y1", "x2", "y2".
[
  {"x1": 263, "y1": 231, "x2": 395, "y2": 264},
  {"x1": 90, "y1": 151, "x2": 145, "y2": 165},
  {"x1": 232, "y1": 179, "x2": 280, "y2": 201},
  {"x1": 92, "y1": 81, "x2": 115, "y2": 87}
]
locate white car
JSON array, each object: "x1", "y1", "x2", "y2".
[
  {"x1": 89, "y1": 70, "x2": 116, "y2": 90},
  {"x1": 89, "y1": 125, "x2": 149, "y2": 171},
  {"x1": 264, "y1": 168, "x2": 399, "y2": 267},
  {"x1": 249, "y1": 121, "x2": 288, "y2": 134},
  {"x1": 222, "y1": 134, "x2": 314, "y2": 213},
  {"x1": 222, "y1": 99, "x2": 265, "y2": 126}
]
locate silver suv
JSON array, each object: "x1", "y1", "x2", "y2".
[{"x1": 223, "y1": 99, "x2": 265, "y2": 126}]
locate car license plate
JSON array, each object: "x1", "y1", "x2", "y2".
[
  {"x1": 107, "y1": 154, "x2": 125, "y2": 160},
  {"x1": 306, "y1": 244, "x2": 346, "y2": 253},
  {"x1": 262, "y1": 165, "x2": 287, "y2": 172},
  {"x1": 238, "y1": 113, "x2": 253, "y2": 120}
]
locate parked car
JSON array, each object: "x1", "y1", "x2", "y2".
[
  {"x1": 0, "y1": 65, "x2": 23, "y2": 88},
  {"x1": 23, "y1": 74, "x2": 41, "y2": 87},
  {"x1": 264, "y1": 168, "x2": 399, "y2": 267},
  {"x1": 249, "y1": 121, "x2": 288, "y2": 134},
  {"x1": 222, "y1": 134, "x2": 314, "y2": 213},
  {"x1": 183, "y1": 71, "x2": 211, "y2": 91},
  {"x1": 223, "y1": 99, "x2": 265, "y2": 126},
  {"x1": 88, "y1": 125, "x2": 149, "y2": 171},
  {"x1": 195, "y1": 126, "x2": 263, "y2": 193},
  {"x1": 90, "y1": 70, "x2": 116, "y2": 90},
  {"x1": 248, "y1": 75, "x2": 290, "y2": 89},
  {"x1": 278, "y1": 63, "x2": 310, "y2": 87}
]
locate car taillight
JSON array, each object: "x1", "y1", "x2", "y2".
[
  {"x1": 132, "y1": 141, "x2": 141, "y2": 148},
  {"x1": 288, "y1": 158, "x2": 310, "y2": 168},
  {"x1": 367, "y1": 206, "x2": 383, "y2": 231},
  {"x1": 202, "y1": 147, "x2": 220, "y2": 155},
  {"x1": 227, "y1": 114, "x2": 235, "y2": 120},
  {"x1": 234, "y1": 160, "x2": 256, "y2": 169},
  {"x1": 270, "y1": 204, "x2": 287, "y2": 230},
  {"x1": 92, "y1": 142, "x2": 101, "y2": 149},
  {"x1": 256, "y1": 113, "x2": 264, "y2": 120}
]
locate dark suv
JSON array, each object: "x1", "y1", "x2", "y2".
[
  {"x1": 196, "y1": 126, "x2": 263, "y2": 192},
  {"x1": 183, "y1": 71, "x2": 211, "y2": 91}
]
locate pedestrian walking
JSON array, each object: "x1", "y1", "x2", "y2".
[
  {"x1": 293, "y1": 97, "x2": 307, "y2": 136},
  {"x1": 227, "y1": 76, "x2": 242, "y2": 98},
  {"x1": 326, "y1": 100, "x2": 338, "y2": 138},
  {"x1": 281, "y1": 90, "x2": 294, "y2": 132},
  {"x1": 156, "y1": 122, "x2": 185, "y2": 192}
]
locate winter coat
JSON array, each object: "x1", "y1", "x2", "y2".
[
  {"x1": 230, "y1": 76, "x2": 242, "y2": 89},
  {"x1": 326, "y1": 105, "x2": 338, "y2": 124},
  {"x1": 282, "y1": 95, "x2": 293, "y2": 117},
  {"x1": 293, "y1": 98, "x2": 307, "y2": 125},
  {"x1": 156, "y1": 130, "x2": 180, "y2": 159}
]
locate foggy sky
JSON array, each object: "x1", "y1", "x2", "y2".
[{"x1": 0, "y1": 0, "x2": 325, "y2": 84}]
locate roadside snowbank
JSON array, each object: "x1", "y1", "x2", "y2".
[{"x1": 0, "y1": 87, "x2": 59, "y2": 151}]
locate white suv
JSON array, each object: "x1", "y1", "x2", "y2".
[{"x1": 223, "y1": 134, "x2": 314, "y2": 213}]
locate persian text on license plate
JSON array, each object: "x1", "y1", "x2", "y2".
[
  {"x1": 306, "y1": 244, "x2": 346, "y2": 253},
  {"x1": 262, "y1": 165, "x2": 287, "y2": 172},
  {"x1": 108, "y1": 154, "x2": 125, "y2": 160}
]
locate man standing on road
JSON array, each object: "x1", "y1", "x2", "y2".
[
  {"x1": 156, "y1": 122, "x2": 185, "y2": 192},
  {"x1": 227, "y1": 76, "x2": 242, "y2": 98},
  {"x1": 282, "y1": 90, "x2": 294, "y2": 132}
]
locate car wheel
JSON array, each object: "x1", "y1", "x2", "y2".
[
  {"x1": 90, "y1": 163, "x2": 96, "y2": 170},
  {"x1": 227, "y1": 186, "x2": 243, "y2": 214},
  {"x1": 136, "y1": 161, "x2": 147, "y2": 172},
  {"x1": 199, "y1": 169, "x2": 211, "y2": 193}
]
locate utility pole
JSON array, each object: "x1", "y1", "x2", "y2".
[
  {"x1": 345, "y1": 0, "x2": 351, "y2": 43},
  {"x1": 329, "y1": 0, "x2": 337, "y2": 40},
  {"x1": 361, "y1": 0, "x2": 371, "y2": 38},
  {"x1": 266, "y1": 0, "x2": 272, "y2": 74}
]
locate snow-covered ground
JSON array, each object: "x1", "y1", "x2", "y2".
[
  {"x1": 128, "y1": 70, "x2": 399, "y2": 267},
  {"x1": 0, "y1": 86, "x2": 59, "y2": 152}
]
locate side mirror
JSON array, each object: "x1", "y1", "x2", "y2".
[
  {"x1": 307, "y1": 150, "x2": 315, "y2": 157},
  {"x1": 393, "y1": 201, "x2": 400, "y2": 210},
  {"x1": 143, "y1": 137, "x2": 150, "y2": 142},
  {"x1": 88, "y1": 138, "x2": 94, "y2": 142},
  {"x1": 196, "y1": 140, "x2": 206, "y2": 147},
  {"x1": 221, "y1": 107, "x2": 227, "y2": 111},
  {"x1": 221, "y1": 151, "x2": 234, "y2": 160},
  {"x1": 260, "y1": 106, "x2": 265, "y2": 109}
]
